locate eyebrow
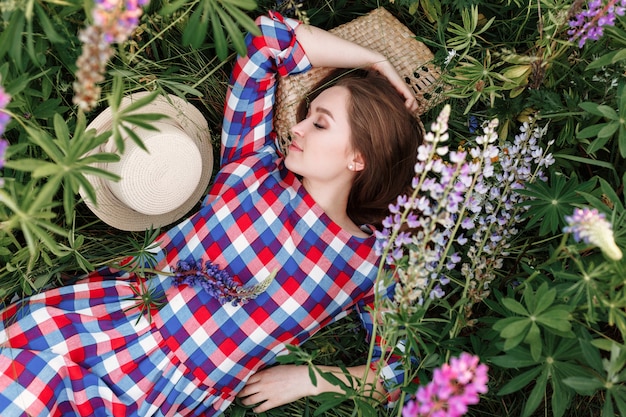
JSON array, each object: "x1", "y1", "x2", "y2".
[{"x1": 312, "y1": 105, "x2": 335, "y2": 121}]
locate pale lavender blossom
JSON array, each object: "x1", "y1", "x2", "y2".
[
  {"x1": 375, "y1": 105, "x2": 554, "y2": 311},
  {"x1": 564, "y1": 207, "x2": 623, "y2": 260},
  {"x1": 568, "y1": 0, "x2": 626, "y2": 47}
]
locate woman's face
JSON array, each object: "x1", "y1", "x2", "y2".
[{"x1": 284, "y1": 86, "x2": 359, "y2": 182}]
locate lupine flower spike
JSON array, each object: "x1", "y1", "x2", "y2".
[
  {"x1": 568, "y1": 0, "x2": 626, "y2": 48},
  {"x1": 374, "y1": 105, "x2": 554, "y2": 311},
  {"x1": 73, "y1": 0, "x2": 150, "y2": 111},
  {"x1": 402, "y1": 353, "x2": 489, "y2": 417},
  {"x1": 564, "y1": 207, "x2": 623, "y2": 261},
  {"x1": 174, "y1": 259, "x2": 276, "y2": 306}
]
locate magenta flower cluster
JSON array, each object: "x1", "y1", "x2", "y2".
[
  {"x1": 0, "y1": 85, "x2": 10, "y2": 139},
  {"x1": 0, "y1": 85, "x2": 10, "y2": 186},
  {"x1": 568, "y1": 0, "x2": 626, "y2": 48},
  {"x1": 73, "y1": 0, "x2": 150, "y2": 111},
  {"x1": 374, "y1": 105, "x2": 554, "y2": 309},
  {"x1": 402, "y1": 353, "x2": 489, "y2": 417},
  {"x1": 174, "y1": 259, "x2": 267, "y2": 306}
]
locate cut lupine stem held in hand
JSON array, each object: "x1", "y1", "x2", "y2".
[{"x1": 173, "y1": 259, "x2": 276, "y2": 306}]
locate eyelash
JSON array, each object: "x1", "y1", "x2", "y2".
[{"x1": 313, "y1": 122, "x2": 324, "y2": 129}]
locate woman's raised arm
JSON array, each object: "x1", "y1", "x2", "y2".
[{"x1": 294, "y1": 23, "x2": 419, "y2": 113}]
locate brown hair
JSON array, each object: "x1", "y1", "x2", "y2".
[{"x1": 297, "y1": 69, "x2": 424, "y2": 228}]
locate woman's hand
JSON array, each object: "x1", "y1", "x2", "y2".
[
  {"x1": 237, "y1": 364, "x2": 386, "y2": 413},
  {"x1": 237, "y1": 365, "x2": 316, "y2": 413},
  {"x1": 371, "y1": 60, "x2": 419, "y2": 113},
  {"x1": 295, "y1": 24, "x2": 418, "y2": 113}
]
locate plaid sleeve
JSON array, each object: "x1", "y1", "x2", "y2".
[
  {"x1": 355, "y1": 293, "x2": 412, "y2": 407},
  {"x1": 220, "y1": 11, "x2": 311, "y2": 166}
]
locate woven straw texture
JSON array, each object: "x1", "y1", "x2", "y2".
[{"x1": 274, "y1": 7, "x2": 442, "y2": 151}]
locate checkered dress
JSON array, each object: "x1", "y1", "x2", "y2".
[{"x1": 0, "y1": 13, "x2": 405, "y2": 417}]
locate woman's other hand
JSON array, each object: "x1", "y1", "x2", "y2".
[
  {"x1": 237, "y1": 364, "x2": 315, "y2": 413},
  {"x1": 237, "y1": 364, "x2": 385, "y2": 413}
]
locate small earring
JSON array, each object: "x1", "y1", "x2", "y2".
[{"x1": 349, "y1": 164, "x2": 354, "y2": 170}]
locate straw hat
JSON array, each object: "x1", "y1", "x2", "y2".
[
  {"x1": 274, "y1": 7, "x2": 444, "y2": 153},
  {"x1": 80, "y1": 92, "x2": 213, "y2": 231}
]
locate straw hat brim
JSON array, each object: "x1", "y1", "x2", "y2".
[
  {"x1": 80, "y1": 92, "x2": 213, "y2": 231},
  {"x1": 274, "y1": 7, "x2": 444, "y2": 153}
]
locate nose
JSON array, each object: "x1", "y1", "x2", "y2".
[{"x1": 290, "y1": 118, "x2": 306, "y2": 138}]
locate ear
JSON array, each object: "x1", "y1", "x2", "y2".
[{"x1": 351, "y1": 153, "x2": 365, "y2": 172}]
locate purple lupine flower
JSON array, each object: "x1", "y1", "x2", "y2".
[
  {"x1": 402, "y1": 353, "x2": 489, "y2": 417},
  {"x1": 0, "y1": 139, "x2": 7, "y2": 170},
  {"x1": 564, "y1": 207, "x2": 623, "y2": 260},
  {"x1": 568, "y1": 0, "x2": 626, "y2": 47},
  {"x1": 174, "y1": 259, "x2": 274, "y2": 306},
  {"x1": 0, "y1": 85, "x2": 10, "y2": 137}
]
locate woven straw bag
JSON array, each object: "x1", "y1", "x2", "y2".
[{"x1": 274, "y1": 7, "x2": 442, "y2": 152}]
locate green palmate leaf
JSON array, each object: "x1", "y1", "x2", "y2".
[
  {"x1": 522, "y1": 369, "x2": 549, "y2": 417},
  {"x1": 555, "y1": 153, "x2": 617, "y2": 171},
  {"x1": 619, "y1": 122, "x2": 626, "y2": 158},
  {"x1": 587, "y1": 134, "x2": 612, "y2": 154},
  {"x1": 216, "y1": 7, "x2": 246, "y2": 55},
  {"x1": 159, "y1": 0, "x2": 188, "y2": 16},
  {"x1": 586, "y1": 49, "x2": 626, "y2": 70},
  {"x1": 615, "y1": 393, "x2": 626, "y2": 417},
  {"x1": 518, "y1": 172, "x2": 596, "y2": 235},
  {"x1": 577, "y1": 123, "x2": 606, "y2": 139},
  {"x1": 579, "y1": 102, "x2": 619, "y2": 120},
  {"x1": 501, "y1": 297, "x2": 528, "y2": 316},
  {"x1": 551, "y1": 378, "x2": 574, "y2": 417},
  {"x1": 223, "y1": 0, "x2": 257, "y2": 10},
  {"x1": 524, "y1": 322, "x2": 542, "y2": 361},
  {"x1": 209, "y1": 4, "x2": 228, "y2": 60},
  {"x1": 598, "y1": 121, "x2": 620, "y2": 139},
  {"x1": 183, "y1": 6, "x2": 209, "y2": 49},
  {"x1": 604, "y1": 392, "x2": 615, "y2": 417},
  {"x1": 536, "y1": 308, "x2": 573, "y2": 333},
  {"x1": 533, "y1": 286, "x2": 557, "y2": 316},
  {"x1": 497, "y1": 365, "x2": 542, "y2": 395},
  {"x1": 580, "y1": 339, "x2": 605, "y2": 373},
  {"x1": 222, "y1": 1, "x2": 261, "y2": 36},
  {"x1": 34, "y1": 2, "x2": 64, "y2": 44},
  {"x1": 562, "y1": 376, "x2": 604, "y2": 395},
  {"x1": 489, "y1": 347, "x2": 537, "y2": 369}
]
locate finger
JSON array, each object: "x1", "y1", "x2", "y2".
[
  {"x1": 239, "y1": 392, "x2": 265, "y2": 407},
  {"x1": 236, "y1": 384, "x2": 258, "y2": 398}
]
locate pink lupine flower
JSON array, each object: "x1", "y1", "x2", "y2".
[{"x1": 403, "y1": 353, "x2": 489, "y2": 417}]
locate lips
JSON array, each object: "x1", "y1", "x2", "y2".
[{"x1": 289, "y1": 141, "x2": 303, "y2": 152}]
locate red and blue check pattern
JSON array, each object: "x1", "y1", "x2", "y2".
[{"x1": 0, "y1": 13, "x2": 405, "y2": 417}]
